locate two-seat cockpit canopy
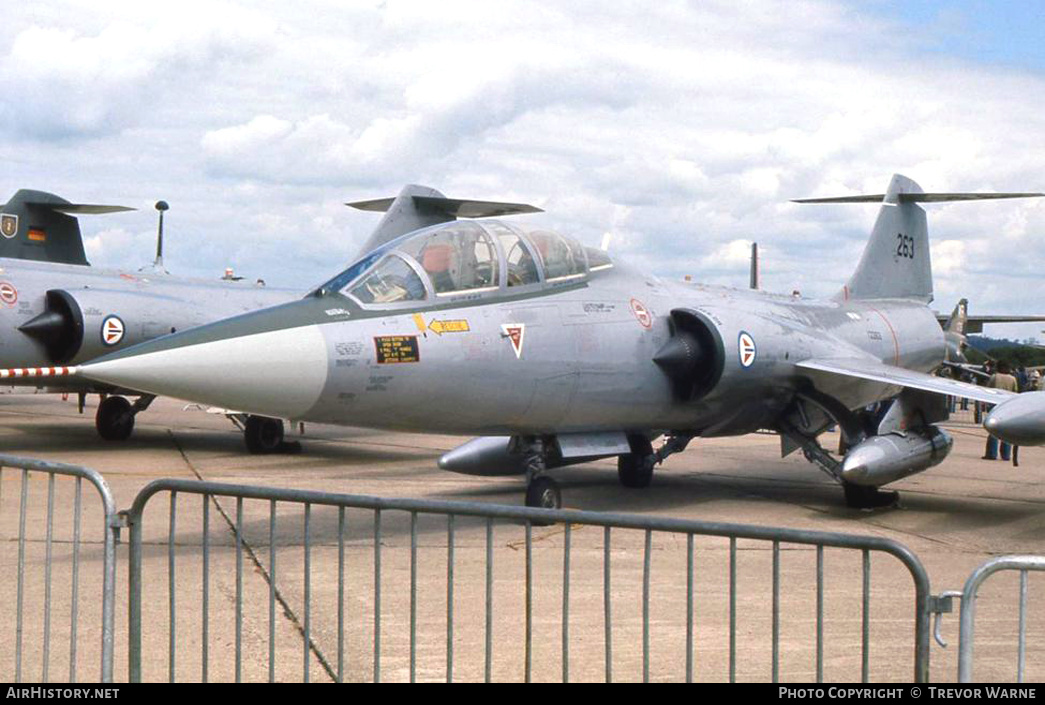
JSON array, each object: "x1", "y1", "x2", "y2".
[{"x1": 319, "y1": 220, "x2": 612, "y2": 307}]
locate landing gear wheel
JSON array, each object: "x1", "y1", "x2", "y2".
[
  {"x1": 618, "y1": 434, "x2": 655, "y2": 488},
  {"x1": 843, "y1": 482, "x2": 899, "y2": 509},
  {"x1": 525, "y1": 476, "x2": 562, "y2": 511},
  {"x1": 96, "y1": 396, "x2": 135, "y2": 441},
  {"x1": 244, "y1": 416, "x2": 285, "y2": 454}
]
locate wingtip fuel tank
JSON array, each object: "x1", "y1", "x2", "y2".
[
  {"x1": 840, "y1": 428, "x2": 953, "y2": 487},
  {"x1": 984, "y1": 392, "x2": 1045, "y2": 446}
]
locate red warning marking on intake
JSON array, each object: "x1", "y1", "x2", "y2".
[
  {"x1": 630, "y1": 298, "x2": 652, "y2": 329},
  {"x1": 0, "y1": 282, "x2": 18, "y2": 305}
]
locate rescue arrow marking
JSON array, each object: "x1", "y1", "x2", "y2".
[{"x1": 429, "y1": 319, "x2": 470, "y2": 335}]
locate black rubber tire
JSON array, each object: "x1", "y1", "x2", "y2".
[
  {"x1": 244, "y1": 416, "x2": 285, "y2": 454},
  {"x1": 618, "y1": 434, "x2": 655, "y2": 488},
  {"x1": 525, "y1": 476, "x2": 562, "y2": 510},
  {"x1": 843, "y1": 481, "x2": 899, "y2": 509},
  {"x1": 96, "y1": 396, "x2": 135, "y2": 441}
]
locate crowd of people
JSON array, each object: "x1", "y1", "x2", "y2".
[{"x1": 952, "y1": 360, "x2": 1044, "y2": 463}]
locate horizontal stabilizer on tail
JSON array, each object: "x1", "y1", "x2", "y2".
[
  {"x1": 348, "y1": 195, "x2": 541, "y2": 218},
  {"x1": 794, "y1": 192, "x2": 1044, "y2": 204},
  {"x1": 794, "y1": 174, "x2": 1043, "y2": 304},
  {"x1": 348, "y1": 184, "x2": 543, "y2": 258},
  {"x1": 40, "y1": 203, "x2": 135, "y2": 215}
]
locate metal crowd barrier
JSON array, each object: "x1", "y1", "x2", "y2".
[
  {"x1": 958, "y1": 555, "x2": 1045, "y2": 683},
  {"x1": 124, "y1": 479, "x2": 933, "y2": 683},
  {"x1": 0, "y1": 455, "x2": 119, "y2": 683}
]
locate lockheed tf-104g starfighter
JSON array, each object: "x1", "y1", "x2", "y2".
[{"x1": 23, "y1": 175, "x2": 1045, "y2": 509}]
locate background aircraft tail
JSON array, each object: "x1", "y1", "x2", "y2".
[
  {"x1": 794, "y1": 174, "x2": 1043, "y2": 303},
  {"x1": 0, "y1": 189, "x2": 133, "y2": 266}
]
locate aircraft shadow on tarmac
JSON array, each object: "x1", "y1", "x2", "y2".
[{"x1": 0, "y1": 420, "x2": 425, "y2": 465}]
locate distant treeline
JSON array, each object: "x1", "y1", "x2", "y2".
[{"x1": 967, "y1": 336, "x2": 1045, "y2": 367}]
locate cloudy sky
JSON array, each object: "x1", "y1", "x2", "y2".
[{"x1": 2, "y1": 1, "x2": 1043, "y2": 338}]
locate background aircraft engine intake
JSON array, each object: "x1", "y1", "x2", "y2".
[
  {"x1": 18, "y1": 288, "x2": 196, "y2": 364},
  {"x1": 654, "y1": 309, "x2": 725, "y2": 402},
  {"x1": 840, "y1": 427, "x2": 953, "y2": 487}
]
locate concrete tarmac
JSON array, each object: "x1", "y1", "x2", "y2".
[{"x1": 0, "y1": 393, "x2": 1042, "y2": 683}]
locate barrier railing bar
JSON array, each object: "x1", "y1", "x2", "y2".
[
  {"x1": 772, "y1": 539, "x2": 780, "y2": 683},
  {"x1": 374, "y1": 508, "x2": 381, "y2": 683},
  {"x1": 686, "y1": 532, "x2": 694, "y2": 683},
  {"x1": 304, "y1": 502, "x2": 311, "y2": 684},
  {"x1": 1018, "y1": 570, "x2": 1027, "y2": 683},
  {"x1": 409, "y1": 511, "x2": 416, "y2": 683},
  {"x1": 16, "y1": 469, "x2": 27, "y2": 683},
  {"x1": 235, "y1": 497, "x2": 243, "y2": 684},
  {"x1": 202, "y1": 495, "x2": 209, "y2": 684},
  {"x1": 268, "y1": 500, "x2": 276, "y2": 683},
  {"x1": 729, "y1": 536, "x2": 736, "y2": 683},
  {"x1": 0, "y1": 457, "x2": 114, "y2": 683},
  {"x1": 958, "y1": 555, "x2": 1045, "y2": 682},
  {"x1": 563, "y1": 522, "x2": 571, "y2": 684},
  {"x1": 447, "y1": 513, "x2": 454, "y2": 684},
  {"x1": 338, "y1": 506, "x2": 346, "y2": 684},
  {"x1": 817, "y1": 545, "x2": 824, "y2": 683},
  {"x1": 168, "y1": 491, "x2": 176, "y2": 684},
  {"x1": 604, "y1": 526, "x2": 612, "y2": 684},
  {"x1": 118, "y1": 478, "x2": 937, "y2": 684},
  {"x1": 43, "y1": 473, "x2": 54, "y2": 683},
  {"x1": 643, "y1": 529, "x2": 651, "y2": 683},
  {"x1": 863, "y1": 549, "x2": 870, "y2": 683},
  {"x1": 485, "y1": 517, "x2": 493, "y2": 684},
  {"x1": 70, "y1": 476, "x2": 82, "y2": 683},
  {"x1": 525, "y1": 521, "x2": 532, "y2": 684}
]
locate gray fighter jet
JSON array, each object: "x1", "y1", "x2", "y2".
[
  {"x1": 0, "y1": 189, "x2": 299, "y2": 444},
  {"x1": 25, "y1": 175, "x2": 1045, "y2": 508},
  {"x1": 937, "y1": 298, "x2": 1045, "y2": 366}
]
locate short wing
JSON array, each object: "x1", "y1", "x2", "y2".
[{"x1": 796, "y1": 358, "x2": 1014, "y2": 405}]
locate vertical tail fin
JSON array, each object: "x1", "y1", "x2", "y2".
[
  {"x1": 793, "y1": 174, "x2": 1043, "y2": 303},
  {"x1": 0, "y1": 189, "x2": 133, "y2": 266}
]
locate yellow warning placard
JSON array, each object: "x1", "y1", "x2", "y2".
[{"x1": 374, "y1": 335, "x2": 420, "y2": 364}]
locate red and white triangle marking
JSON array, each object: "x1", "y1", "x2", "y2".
[{"x1": 501, "y1": 323, "x2": 525, "y2": 359}]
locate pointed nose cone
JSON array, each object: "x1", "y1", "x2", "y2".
[
  {"x1": 984, "y1": 392, "x2": 1045, "y2": 446},
  {"x1": 80, "y1": 301, "x2": 330, "y2": 419}
]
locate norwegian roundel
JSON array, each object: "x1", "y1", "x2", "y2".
[
  {"x1": 101, "y1": 315, "x2": 125, "y2": 346},
  {"x1": 738, "y1": 331, "x2": 757, "y2": 368}
]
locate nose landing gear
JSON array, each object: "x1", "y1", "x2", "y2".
[{"x1": 95, "y1": 394, "x2": 155, "y2": 441}]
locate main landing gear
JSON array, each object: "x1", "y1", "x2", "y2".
[
  {"x1": 95, "y1": 394, "x2": 155, "y2": 441},
  {"x1": 779, "y1": 420, "x2": 900, "y2": 510},
  {"x1": 515, "y1": 432, "x2": 694, "y2": 510},
  {"x1": 516, "y1": 437, "x2": 562, "y2": 511},
  {"x1": 234, "y1": 414, "x2": 302, "y2": 455}
]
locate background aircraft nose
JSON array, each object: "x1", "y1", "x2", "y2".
[{"x1": 80, "y1": 311, "x2": 329, "y2": 420}]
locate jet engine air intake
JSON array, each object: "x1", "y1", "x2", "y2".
[
  {"x1": 654, "y1": 309, "x2": 725, "y2": 402},
  {"x1": 18, "y1": 290, "x2": 84, "y2": 363}
]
